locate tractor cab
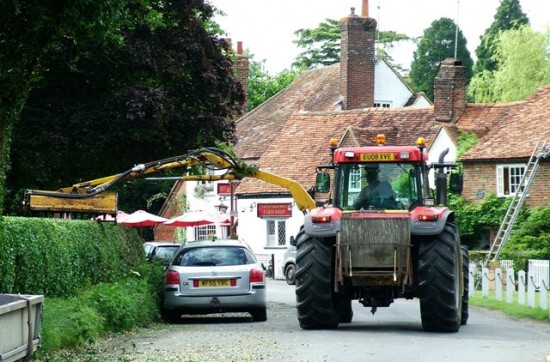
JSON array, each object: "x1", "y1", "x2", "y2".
[{"x1": 316, "y1": 135, "x2": 447, "y2": 211}]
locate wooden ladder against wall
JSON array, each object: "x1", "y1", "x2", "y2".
[{"x1": 484, "y1": 140, "x2": 550, "y2": 267}]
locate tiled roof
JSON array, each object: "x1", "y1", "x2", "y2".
[
  {"x1": 234, "y1": 64, "x2": 341, "y2": 160},
  {"x1": 236, "y1": 107, "x2": 440, "y2": 195},
  {"x1": 461, "y1": 85, "x2": 550, "y2": 160}
]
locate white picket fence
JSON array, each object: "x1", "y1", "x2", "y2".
[{"x1": 469, "y1": 259, "x2": 550, "y2": 312}]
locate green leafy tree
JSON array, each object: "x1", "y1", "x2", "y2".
[
  {"x1": 4, "y1": 0, "x2": 244, "y2": 215},
  {"x1": 468, "y1": 26, "x2": 550, "y2": 102},
  {"x1": 0, "y1": 0, "x2": 128, "y2": 211},
  {"x1": 248, "y1": 60, "x2": 301, "y2": 111},
  {"x1": 292, "y1": 18, "x2": 409, "y2": 70},
  {"x1": 501, "y1": 207, "x2": 550, "y2": 266},
  {"x1": 409, "y1": 18, "x2": 473, "y2": 100},
  {"x1": 473, "y1": 0, "x2": 529, "y2": 75}
]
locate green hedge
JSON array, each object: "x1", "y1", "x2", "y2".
[{"x1": 0, "y1": 216, "x2": 144, "y2": 297}]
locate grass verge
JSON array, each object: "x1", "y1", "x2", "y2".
[{"x1": 469, "y1": 291, "x2": 550, "y2": 322}]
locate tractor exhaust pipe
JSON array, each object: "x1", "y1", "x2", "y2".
[{"x1": 436, "y1": 148, "x2": 449, "y2": 206}]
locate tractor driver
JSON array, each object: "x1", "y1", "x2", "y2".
[{"x1": 353, "y1": 164, "x2": 396, "y2": 210}]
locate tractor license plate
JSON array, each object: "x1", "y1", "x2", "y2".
[
  {"x1": 199, "y1": 279, "x2": 231, "y2": 287},
  {"x1": 360, "y1": 153, "x2": 395, "y2": 161}
]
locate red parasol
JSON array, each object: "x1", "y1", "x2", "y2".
[{"x1": 163, "y1": 210, "x2": 230, "y2": 227}]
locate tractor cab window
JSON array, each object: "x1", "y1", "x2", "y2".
[{"x1": 337, "y1": 163, "x2": 420, "y2": 210}]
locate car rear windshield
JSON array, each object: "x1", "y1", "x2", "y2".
[
  {"x1": 155, "y1": 246, "x2": 179, "y2": 259},
  {"x1": 174, "y1": 246, "x2": 256, "y2": 267}
]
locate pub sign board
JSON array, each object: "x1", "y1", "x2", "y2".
[
  {"x1": 217, "y1": 183, "x2": 231, "y2": 196},
  {"x1": 257, "y1": 203, "x2": 292, "y2": 218}
]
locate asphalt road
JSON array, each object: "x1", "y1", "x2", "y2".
[{"x1": 46, "y1": 279, "x2": 550, "y2": 362}]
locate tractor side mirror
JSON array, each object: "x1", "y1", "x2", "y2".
[
  {"x1": 315, "y1": 173, "x2": 330, "y2": 193},
  {"x1": 449, "y1": 173, "x2": 463, "y2": 194}
]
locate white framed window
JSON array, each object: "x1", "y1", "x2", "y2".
[
  {"x1": 266, "y1": 220, "x2": 286, "y2": 247},
  {"x1": 496, "y1": 164, "x2": 526, "y2": 197},
  {"x1": 349, "y1": 167, "x2": 361, "y2": 192},
  {"x1": 195, "y1": 224, "x2": 216, "y2": 240}
]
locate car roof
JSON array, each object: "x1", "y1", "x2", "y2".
[
  {"x1": 182, "y1": 239, "x2": 251, "y2": 249},
  {"x1": 143, "y1": 241, "x2": 181, "y2": 247}
]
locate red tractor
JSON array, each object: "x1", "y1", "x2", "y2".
[{"x1": 295, "y1": 136, "x2": 468, "y2": 332}]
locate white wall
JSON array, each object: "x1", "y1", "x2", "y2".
[{"x1": 428, "y1": 128, "x2": 457, "y2": 188}]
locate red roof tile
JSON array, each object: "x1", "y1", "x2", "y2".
[
  {"x1": 234, "y1": 65, "x2": 341, "y2": 160},
  {"x1": 236, "y1": 107, "x2": 440, "y2": 196},
  {"x1": 461, "y1": 85, "x2": 550, "y2": 160}
]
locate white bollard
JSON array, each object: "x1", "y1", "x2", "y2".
[
  {"x1": 506, "y1": 267, "x2": 515, "y2": 304},
  {"x1": 518, "y1": 270, "x2": 526, "y2": 305},
  {"x1": 540, "y1": 274, "x2": 548, "y2": 310},
  {"x1": 495, "y1": 268, "x2": 503, "y2": 301},
  {"x1": 482, "y1": 267, "x2": 489, "y2": 299},
  {"x1": 528, "y1": 272, "x2": 536, "y2": 308},
  {"x1": 469, "y1": 264, "x2": 476, "y2": 297}
]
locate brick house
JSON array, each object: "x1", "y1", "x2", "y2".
[{"x1": 459, "y1": 86, "x2": 550, "y2": 206}]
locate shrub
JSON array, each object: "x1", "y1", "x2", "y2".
[{"x1": 40, "y1": 297, "x2": 105, "y2": 351}]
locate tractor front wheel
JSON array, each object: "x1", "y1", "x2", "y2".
[
  {"x1": 418, "y1": 222, "x2": 462, "y2": 332},
  {"x1": 295, "y1": 227, "x2": 339, "y2": 329}
]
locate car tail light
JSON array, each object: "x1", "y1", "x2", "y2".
[
  {"x1": 250, "y1": 268, "x2": 264, "y2": 283},
  {"x1": 165, "y1": 269, "x2": 180, "y2": 285}
]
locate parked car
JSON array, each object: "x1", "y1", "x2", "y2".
[
  {"x1": 283, "y1": 245, "x2": 296, "y2": 285},
  {"x1": 143, "y1": 241, "x2": 181, "y2": 263},
  {"x1": 162, "y1": 239, "x2": 267, "y2": 323}
]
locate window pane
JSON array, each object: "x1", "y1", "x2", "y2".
[
  {"x1": 266, "y1": 220, "x2": 275, "y2": 247},
  {"x1": 196, "y1": 224, "x2": 216, "y2": 240},
  {"x1": 277, "y1": 221, "x2": 286, "y2": 246}
]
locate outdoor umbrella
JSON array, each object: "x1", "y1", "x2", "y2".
[
  {"x1": 92, "y1": 210, "x2": 129, "y2": 222},
  {"x1": 163, "y1": 210, "x2": 230, "y2": 227},
  {"x1": 120, "y1": 210, "x2": 168, "y2": 239},
  {"x1": 120, "y1": 210, "x2": 167, "y2": 227}
]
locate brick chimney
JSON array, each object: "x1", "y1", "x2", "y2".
[
  {"x1": 233, "y1": 41, "x2": 250, "y2": 113},
  {"x1": 339, "y1": 0, "x2": 377, "y2": 110},
  {"x1": 434, "y1": 58, "x2": 466, "y2": 122}
]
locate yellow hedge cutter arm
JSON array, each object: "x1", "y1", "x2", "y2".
[{"x1": 22, "y1": 147, "x2": 316, "y2": 216}]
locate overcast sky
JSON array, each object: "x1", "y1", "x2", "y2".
[{"x1": 208, "y1": 0, "x2": 549, "y2": 74}]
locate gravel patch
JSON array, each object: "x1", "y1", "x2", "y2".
[{"x1": 34, "y1": 302, "x2": 302, "y2": 362}]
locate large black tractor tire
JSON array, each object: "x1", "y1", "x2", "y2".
[
  {"x1": 461, "y1": 244, "x2": 470, "y2": 325},
  {"x1": 295, "y1": 227, "x2": 339, "y2": 329},
  {"x1": 418, "y1": 222, "x2": 462, "y2": 332}
]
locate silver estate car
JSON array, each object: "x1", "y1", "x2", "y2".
[{"x1": 162, "y1": 239, "x2": 267, "y2": 323}]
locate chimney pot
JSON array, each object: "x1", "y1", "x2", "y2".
[
  {"x1": 350, "y1": 7, "x2": 355, "y2": 15},
  {"x1": 237, "y1": 41, "x2": 243, "y2": 55},
  {"x1": 362, "y1": 0, "x2": 369, "y2": 17}
]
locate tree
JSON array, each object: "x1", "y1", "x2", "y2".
[
  {"x1": 468, "y1": 26, "x2": 550, "y2": 103},
  {"x1": 409, "y1": 18, "x2": 473, "y2": 100},
  {"x1": 4, "y1": 0, "x2": 245, "y2": 214},
  {"x1": 473, "y1": 0, "x2": 529, "y2": 75},
  {"x1": 248, "y1": 60, "x2": 301, "y2": 111},
  {"x1": 0, "y1": 0, "x2": 128, "y2": 211},
  {"x1": 292, "y1": 19, "x2": 409, "y2": 70}
]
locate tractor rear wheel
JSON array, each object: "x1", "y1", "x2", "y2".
[
  {"x1": 418, "y1": 222, "x2": 462, "y2": 332},
  {"x1": 461, "y1": 244, "x2": 470, "y2": 325},
  {"x1": 295, "y1": 227, "x2": 339, "y2": 329}
]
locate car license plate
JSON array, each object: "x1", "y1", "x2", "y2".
[
  {"x1": 199, "y1": 279, "x2": 231, "y2": 287},
  {"x1": 360, "y1": 153, "x2": 395, "y2": 161}
]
